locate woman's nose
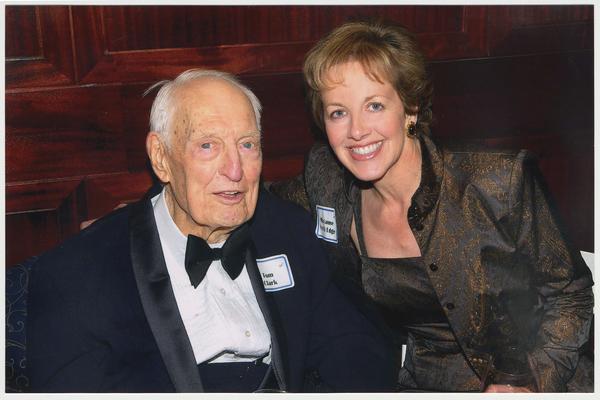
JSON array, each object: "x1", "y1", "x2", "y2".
[{"x1": 349, "y1": 115, "x2": 370, "y2": 141}]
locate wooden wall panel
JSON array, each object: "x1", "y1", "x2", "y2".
[
  {"x1": 6, "y1": 85, "x2": 123, "y2": 135},
  {"x1": 6, "y1": 85, "x2": 128, "y2": 182},
  {"x1": 5, "y1": 6, "x2": 41, "y2": 58},
  {"x1": 100, "y1": 6, "x2": 467, "y2": 51},
  {"x1": 487, "y1": 5, "x2": 593, "y2": 56},
  {"x1": 70, "y1": 6, "x2": 105, "y2": 82},
  {"x1": 57, "y1": 5, "x2": 490, "y2": 85},
  {"x1": 6, "y1": 180, "x2": 85, "y2": 264},
  {"x1": 7, "y1": 129, "x2": 127, "y2": 182},
  {"x1": 120, "y1": 83, "x2": 157, "y2": 171},
  {"x1": 83, "y1": 172, "x2": 155, "y2": 220},
  {"x1": 431, "y1": 52, "x2": 593, "y2": 139},
  {"x1": 245, "y1": 74, "x2": 314, "y2": 159},
  {"x1": 5, "y1": 5, "x2": 594, "y2": 267},
  {"x1": 6, "y1": 6, "x2": 75, "y2": 88}
]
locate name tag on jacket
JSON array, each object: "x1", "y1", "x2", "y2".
[
  {"x1": 257, "y1": 254, "x2": 295, "y2": 292},
  {"x1": 315, "y1": 205, "x2": 338, "y2": 243}
]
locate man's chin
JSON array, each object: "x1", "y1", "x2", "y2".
[
  {"x1": 211, "y1": 210, "x2": 253, "y2": 230},
  {"x1": 190, "y1": 201, "x2": 255, "y2": 233}
]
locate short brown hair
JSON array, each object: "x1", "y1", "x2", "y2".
[{"x1": 303, "y1": 21, "x2": 433, "y2": 135}]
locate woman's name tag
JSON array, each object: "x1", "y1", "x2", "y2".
[
  {"x1": 256, "y1": 254, "x2": 295, "y2": 292},
  {"x1": 315, "y1": 205, "x2": 338, "y2": 243}
]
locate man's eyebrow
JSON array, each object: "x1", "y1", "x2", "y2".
[{"x1": 187, "y1": 125, "x2": 220, "y2": 137}]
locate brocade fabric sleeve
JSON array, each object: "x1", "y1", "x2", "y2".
[{"x1": 508, "y1": 152, "x2": 594, "y2": 392}]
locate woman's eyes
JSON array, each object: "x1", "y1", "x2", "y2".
[
  {"x1": 328, "y1": 102, "x2": 384, "y2": 119},
  {"x1": 329, "y1": 110, "x2": 346, "y2": 119},
  {"x1": 367, "y1": 102, "x2": 384, "y2": 112}
]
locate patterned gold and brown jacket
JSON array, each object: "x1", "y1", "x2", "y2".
[{"x1": 269, "y1": 133, "x2": 593, "y2": 392}]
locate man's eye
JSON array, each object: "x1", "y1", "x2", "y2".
[
  {"x1": 200, "y1": 143, "x2": 211, "y2": 150},
  {"x1": 242, "y1": 142, "x2": 255, "y2": 149},
  {"x1": 367, "y1": 102, "x2": 384, "y2": 112}
]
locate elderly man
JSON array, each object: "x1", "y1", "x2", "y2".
[{"x1": 26, "y1": 69, "x2": 395, "y2": 393}]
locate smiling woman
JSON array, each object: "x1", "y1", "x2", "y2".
[
  {"x1": 271, "y1": 20, "x2": 594, "y2": 392},
  {"x1": 321, "y1": 61, "x2": 420, "y2": 203}
]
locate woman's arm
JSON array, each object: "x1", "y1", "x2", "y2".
[{"x1": 508, "y1": 152, "x2": 594, "y2": 392}]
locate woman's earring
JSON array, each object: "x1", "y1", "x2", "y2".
[{"x1": 407, "y1": 122, "x2": 417, "y2": 138}]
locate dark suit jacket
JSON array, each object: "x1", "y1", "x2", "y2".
[{"x1": 26, "y1": 186, "x2": 395, "y2": 393}]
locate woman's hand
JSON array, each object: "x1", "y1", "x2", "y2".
[{"x1": 485, "y1": 384, "x2": 533, "y2": 393}]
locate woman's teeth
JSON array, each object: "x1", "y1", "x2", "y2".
[{"x1": 351, "y1": 141, "x2": 382, "y2": 155}]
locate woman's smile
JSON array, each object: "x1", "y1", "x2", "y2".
[
  {"x1": 348, "y1": 141, "x2": 383, "y2": 160},
  {"x1": 322, "y1": 61, "x2": 413, "y2": 183}
]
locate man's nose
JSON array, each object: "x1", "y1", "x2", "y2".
[{"x1": 220, "y1": 147, "x2": 243, "y2": 182}]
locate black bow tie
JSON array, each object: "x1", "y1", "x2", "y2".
[{"x1": 184, "y1": 224, "x2": 251, "y2": 288}]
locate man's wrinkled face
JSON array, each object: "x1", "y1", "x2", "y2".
[{"x1": 149, "y1": 78, "x2": 262, "y2": 242}]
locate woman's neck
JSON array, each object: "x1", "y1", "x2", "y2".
[{"x1": 369, "y1": 137, "x2": 422, "y2": 208}]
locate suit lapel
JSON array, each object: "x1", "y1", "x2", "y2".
[
  {"x1": 245, "y1": 245, "x2": 288, "y2": 391},
  {"x1": 129, "y1": 195, "x2": 204, "y2": 392}
]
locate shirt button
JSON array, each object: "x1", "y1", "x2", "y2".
[
  {"x1": 220, "y1": 288, "x2": 226, "y2": 295},
  {"x1": 245, "y1": 330, "x2": 251, "y2": 337},
  {"x1": 445, "y1": 302, "x2": 455, "y2": 310},
  {"x1": 429, "y1": 263, "x2": 438, "y2": 271}
]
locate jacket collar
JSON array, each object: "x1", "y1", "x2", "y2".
[
  {"x1": 244, "y1": 242, "x2": 288, "y2": 391},
  {"x1": 408, "y1": 134, "x2": 443, "y2": 230},
  {"x1": 129, "y1": 184, "x2": 205, "y2": 392}
]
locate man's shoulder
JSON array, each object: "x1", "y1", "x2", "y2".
[
  {"x1": 35, "y1": 204, "x2": 131, "y2": 269},
  {"x1": 26, "y1": 202, "x2": 136, "y2": 304},
  {"x1": 250, "y1": 188, "x2": 317, "y2": 252},
  {"x1": 251, "y1": 189, "x2": 326, "y2": 275},
  {"x1": 254, "y1": 188, "x2": 312, "y2": 226}
]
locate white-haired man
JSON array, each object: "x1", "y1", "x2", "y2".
[{"x1": 26, "y1": 70, "x2": 395, "y2": 393}]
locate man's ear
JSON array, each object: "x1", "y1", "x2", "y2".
[{"x1": 146, "y1": 132, "x2": 171, "y2": 183}]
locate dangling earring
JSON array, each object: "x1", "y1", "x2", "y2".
[{"x1": 407, "y1": 122, "x2": 417, "y2": 138}]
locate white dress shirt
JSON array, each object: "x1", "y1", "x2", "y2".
[{"x1": 151, "y1": 189, "x2": 271, "y2": 364}]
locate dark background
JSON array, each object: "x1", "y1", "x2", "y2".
[{"x1": 5, "y1": 5, "x2": 593, "y2": 267}]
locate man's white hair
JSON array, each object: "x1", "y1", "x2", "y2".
[{"x1": 145, "y1": 69, "x2": 262, "y2": 146}]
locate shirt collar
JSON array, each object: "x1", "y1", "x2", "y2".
[
  {"x1": 154, "y1": 189, "x2": 228, "y2": 263},
  {"x1": 407, "y1": 133, "x2": 442, "y2": 230},
  {"x1": 152, "y1": 187, "x2": 188, "y2": 265}
]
